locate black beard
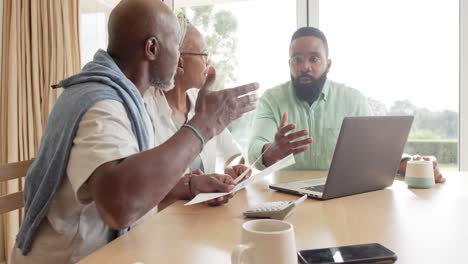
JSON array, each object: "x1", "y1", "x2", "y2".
[{"x1": 291, "y1": 72, "x2": 327, "y2": 105}]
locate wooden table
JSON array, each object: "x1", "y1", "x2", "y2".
[{"x1": 79, "y1": 171, "x2": 468, "y2": 263}]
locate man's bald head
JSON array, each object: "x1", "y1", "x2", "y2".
[{"x1": 107, "y1": 0, "x2": 180, "y2": 91}]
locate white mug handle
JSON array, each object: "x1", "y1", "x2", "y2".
[{"x1": 231, "y1": 244, "x2": 251, "y2": 264}]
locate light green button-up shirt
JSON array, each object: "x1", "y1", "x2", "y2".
[{"x1": 248, "y1": 79, "x2": 370, "y2": 170}]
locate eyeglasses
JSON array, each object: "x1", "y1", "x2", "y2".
[
  {"x1": 180, "y1": 51, "x2": 210, "y2": 63},
  {"x1": 290, "y1": 54, "x2": 323, "y2": 67}
]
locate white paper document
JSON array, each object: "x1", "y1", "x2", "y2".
[
  {"x1": 184, "y1": 192, "x2": 230, "y2": 206},
  {"x1": 184, "y1": 154, "x2": 295, "y2": 206},
  {"x1": 232, "y1": 143, "x2": 273, "y2": 184}
]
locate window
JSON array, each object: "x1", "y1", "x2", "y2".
[
  {"x1": 80, "y1": 12, "x2": 107, "y2": 66},
  {"x1": 79, "y1": 0, "x2": 114, "y2": 67},
  {"x1": 319, "y1": 0, "x2": 459, "y2": 170},
  {"x1": 79, "y1": 0, "x2": 461, "y2": 170},
  {"x1": 80, "y1": 0, "x2": 298, "y2": 151},
  {"x1": 175, "y1": 0, "x2": 297, "y2": 149}
]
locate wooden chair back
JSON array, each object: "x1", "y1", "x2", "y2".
[{"x1": 0, "y1": 160, "x2": 33, "y2": 214}]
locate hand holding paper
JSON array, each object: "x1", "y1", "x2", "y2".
[
  {"x1": 187, "y1": 173, "x2": 235, "y2": 206},
  {"x1": 233, "y1": 141, "x2": 275, "y2": 184},
  {"x1": 185, "y1": 154, "x2": 296, "y2": 206}
]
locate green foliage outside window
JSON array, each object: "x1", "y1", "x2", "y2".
[{"x1": 177, "y1": 6, "x2": 238, "y2": 91}]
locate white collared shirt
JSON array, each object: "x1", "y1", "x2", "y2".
[{"x1": 144, "y1": 87, "x2": 242, "y2": 174}]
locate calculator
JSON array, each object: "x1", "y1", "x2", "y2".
[{"x1": 243, "y1": 195, "x2": 308, "y2": 220}]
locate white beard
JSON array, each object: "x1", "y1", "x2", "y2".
[{"x1": 151, "y1": 70, "x2": 176, "y2": 91}]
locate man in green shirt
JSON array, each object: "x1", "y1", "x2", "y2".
[{"x1": 248, "y1": 27, "x2": 445, "y2": 183}]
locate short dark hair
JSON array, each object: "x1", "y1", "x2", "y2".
[{"x1": 291, "y1": 27, "x2": 329, "y2": 55}]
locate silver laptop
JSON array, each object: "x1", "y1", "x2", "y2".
[{"x1": 269, "y1": 116, "x2": 414, "y2": 200}]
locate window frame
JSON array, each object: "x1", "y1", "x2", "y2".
[{"x1": 460, "y1": 0, "x2": 467, "y2": 170}]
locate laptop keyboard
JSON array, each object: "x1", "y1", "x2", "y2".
[{"x1": 302, "y1": 185, "x2": 325, "y2": 193}]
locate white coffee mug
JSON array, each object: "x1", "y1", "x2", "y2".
[
  {"x1": 231, "y1": 219, "x2": 297, "y2": 264},
  {"x1": 405, "y1": 160, "x2": 434, "y2": 189}
]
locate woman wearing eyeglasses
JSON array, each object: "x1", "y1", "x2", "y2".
[{"x1": 144, "y1": 14, "x2": 250, "y2": 193}]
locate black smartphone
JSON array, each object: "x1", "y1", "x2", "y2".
[{"x1": 298, "y1": 243, "x2": 397, "y2": 264}]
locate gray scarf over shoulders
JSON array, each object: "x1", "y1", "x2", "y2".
[{"x1": 16, "y1": 49, "x2": 151, "y2": 255}]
